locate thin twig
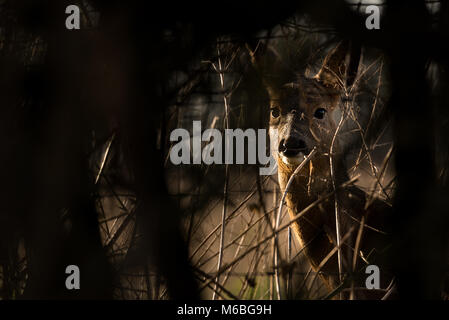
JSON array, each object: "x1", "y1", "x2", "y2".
[
  {"x1": 213, "y1": 42, "x2": 230, "y2": 300},
  {"x1": 329, "y1": 102, "x2": 348, "y2": 289}
]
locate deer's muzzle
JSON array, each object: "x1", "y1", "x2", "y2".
[{"x1": 278, "y1": 136, "x2": 310, "y2": 165}]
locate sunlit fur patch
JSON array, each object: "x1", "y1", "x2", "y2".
[{"x1": 281, "y1": 152, "x2": 307, "y2": 165}]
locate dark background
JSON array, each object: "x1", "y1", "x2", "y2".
[{"x1": 0, "y1": 0, "x2": 447, "y2": 299}]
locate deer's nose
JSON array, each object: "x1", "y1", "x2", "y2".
[{"x1": 279, "y1": 137, "x2": 308, "y2": 157}]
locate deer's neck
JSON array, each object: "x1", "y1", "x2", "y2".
[
  {"x1": 276, "y1": 154, "x2": 348, "y2": 281},
  {"x1": 277, "y1": 154, "x2": 346, "y2": 203}
]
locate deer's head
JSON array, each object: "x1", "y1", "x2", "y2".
[{"x1": 268, "y1": 41, "x2": 359, "y2": 167}]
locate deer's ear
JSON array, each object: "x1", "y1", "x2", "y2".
[{"x1": 315, "y1": 41, "x2": 360, "y2": 89}]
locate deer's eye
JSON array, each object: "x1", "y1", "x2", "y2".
[
  {"x1": 271, "y1": 107, "x2": 280, "y2": 118},
  {"x1": 313, "y1": 108, "x2": 326, "y2": 119}
]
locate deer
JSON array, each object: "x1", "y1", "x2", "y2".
[{"x1": 249, "y1": 40, "x2": 393, "y2": 299}]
